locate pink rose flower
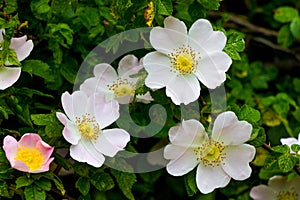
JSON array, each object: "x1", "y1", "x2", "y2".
[{"x1": 3, "y1": 133, "x2": 54, "y2": 173}]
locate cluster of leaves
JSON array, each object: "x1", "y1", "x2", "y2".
[{"x1": 0, "y1": 0, "x2": 300, "y2": 199}]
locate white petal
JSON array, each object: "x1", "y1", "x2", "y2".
[
  {"x1": 212, "y1": 111, "x2": 252, "y2": 145},
  {"x1": 222, "y1": 144, "x2": 255, "y2": 180},
  {"x1": 196, "y1": 164, "x2": 231, "y2": 194},
  {"x1": 164, "y1": 146, "x2": 198, "y2": 176},
  {"x1": 268, "y1": 175, "x2": 292, "y2": 191},
  {"x1": 150, "y1": 17, "x2": 187, "y2": 54},
  {"x1": 92, "y1": 93, "x2": 120, "y2": 129},
  {"x1": 249, "y1": 185, "x2": 277, "y2": 200},
  {"x1": 144, "y1": 52, "x2": 177, "y2": 89},
  {"x1": 61, "y1": 91, "x2": 88, "y2": 121},
  {"x1": 118, "y1": 54, "x2": 142, "y2": 77},
  {"x1": 70, "y1": 139, "x2": 105, "y2": 168},
  {"x1": 62, "y1": 121, "x2": 81, "y2": 145},
  {"x1": 0, "y1": 29, "x2": 4, "y2": 42},
  {"x1": 79, "y1": 76, "x2": 112, "y2": 97},
  {"x1": 189, "y1": 19, "x2": 226, "y2": 52},
  {"x1": 195, "y1": 52, "x2": 232, "y2": 89},
  {"x1": 92, "y1": 129, "x2": 130, "y2": 157},
  {"x1": 168, "y1": 119, "x2": 207, "y2": 148},
  {"x1": 280, "y1": 138, "x2": 299, "y2": 147},
  {"x1": 0, "y1": 67, "x2": 21, "y2": 90},
  {"x1": 10, "y1": 36, "x2": 34, "y2": 61},
  {"x1": 56, "y1": 112, "x2": 68, "y2": 126},
  {"x1": 165, "y1": 74, "x2": 200, "y2": 105},
  {"x1": 136, "y1": 91, "x2": 154, "y2": 104},
  {"x1": 93, "y1": 63, "x2": 118, "y2": 82}
]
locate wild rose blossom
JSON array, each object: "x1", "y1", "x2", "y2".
[
  {"x1": 80, "y1": 54, "x2": 153, "y2": 104},
  {"x1": 143, "y1": 16, "x2": 232, "y2": 105},
  {"x1": 56, "y1": 91, "x2": 130, "y2": 167},
  {"x1": 3, "y1": 133, "x2": 54, "y2": 173},
  {"x1": 250, "y1": 175, "x2": 300, "y2": 200},
  {"x1": 0, "y1": 29, "x2": 34, "y2": 90},
  {"x1": 164, "y1": 111, "x2": 255, "y2": 194}
]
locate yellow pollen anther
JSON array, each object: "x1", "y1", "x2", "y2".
[
  {"x1": 277, "y1": 189, "x2": 298, "y2": 200},
  {"x1": 194, "y1": 139, "x2": 226, "y2": 167},
  {"x1": 14, "y1": 146, "x2": 44, "y2": 171},
  {"x1": 169, "y1": 45, "x2": 199, "y2": 75},
  {"x1": 76, "y1": 113, "x2": 101, "y2": 141},
  {"x1": 108, "y1": 78, "x2": 136, "y2": 98}
]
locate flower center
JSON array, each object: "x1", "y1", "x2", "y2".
[
  {"x1": 14, "y1": 146, "x2": 44, "y2": 171},
  {"x1": 75, "y1": 113, "x2": 101, "y2": 141},
  {"x1": 169, "y1": 45, "x2": 199, "y2": 75},
  {"x1": 194, "y1": 139, "x2": 226, "y2": 167},
  {"x1": 108, "y1": 78, "x2": 136, "y2": 98},
  {"x1": 277, "y1": 189, "x2": 298, "y2": 200}
]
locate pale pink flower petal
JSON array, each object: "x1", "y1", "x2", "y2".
[
  {"x1": 118, "y1": 54, "x2": 142, "y2": 77},
  {"x1": 3, "y1": 135, "x2": 18, "y2": 164},
  {"x1": 10, "y1": 36, "x2": 34, "y2": 61},
  {"x1": 196, "y1": 164, "x2": 231, "y2": 194},
  {"x1": 92, "y1": 129, "x2": 130, "y2": 157},
  {"x1": 222, "y1": 144, "x2": 256, "y2": 180},
  {"x1": 61, "y1": 91, "x2": 88, "y2": 121},
  {"x1": 250, "y1": 185, "x2": 277, "y2": 200},
  {"x1": 0, "y1": 67, "x2": 21, "y2": 90},
  {"x1": 212, "y1": 111, "x2": 252, "y2": 145},
  {"x1": 136, "y1": 91, "x2": 154, "y2": 104},
  {"x1": 18, "y1": 133, "x2": 43, "y2": 148}
]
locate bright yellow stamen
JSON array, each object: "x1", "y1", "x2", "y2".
[
  {"x1": 14, "y1": 146, "x2": 44, "y2": 171},
  {"x1": 169, "y1": 45, "x2": 199, "y2": 75},
  {"x1": 108, "y1": 78, "x2": 135, "y2": 98},
  {"x1": 194, "y1": 139, "x2": 226, "y2": 167},
  {"x1": 76, "y1": 114, "x2": 101, "y2": 141},
  {"x1": 277, "y1": 190, "x2": 298, "y2": 200},
  {"x1": 144, "y1": 1, "x2": 155, "y2": 27}
]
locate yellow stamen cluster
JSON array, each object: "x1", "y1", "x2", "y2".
[
  {"x1": 169, "y1": 45, "x2": 199, "y2": 75},
  {"x1": 108, "y1": 78, "x2": 136, "y2": 98},
  {"x1": 194, "y1": 139, "x2": 227, "y2": 167},
  {"x1": 277, "y1": 189, "x2": 298, "y2": 200},
  {"x1": 144, "y1": 1, "x2": 155, "y2": 27},
  {"x1": 14, "y1": 146, "x2": 44, "y2": 171},
  {"x1": 75, "y1": 113, "x2": 101, "y2": 141}
]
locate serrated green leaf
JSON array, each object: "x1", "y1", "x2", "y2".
[
  {"x1": 73, "y1": 163, "x2": 89, "y2": 177},
  {"x1": 197, "y1": 0, "x2": 221, "y2": 10},
  {"x1": 271, "y1": 144, "x2": 290, "y2": 153},
  {"x1": 76, "y1": 177, "x2": 90, "y2": 196},
  {"x1": 248, "y1": 127, "x2": 266, "y2": 147},
  {"x1": 90, "y1": 172, "x2": 115, "y2": 192},
  {"x1": 290, "y1": 17, "x2": 300, "y2": 39},
  {"x1": 111, "y1": 169, "x2": 136, "y2": 200},
  {"x1": 274, "y1": 6, "x2": 299, "y2": 23},
  {"x1": 291, "y1": 144, "x2": 300, "y2": 153},
  {"x1": 24, "y1": 185, "x2": 46, "y2": 200},
  {"x1": 35, "y1": 178, "x2": 52, "y2": 191},
  {"x1": 277, "y1": 25, "x2": 294, "y2": 47},
  {"x1": 22, "y1": 60, "x2": 54, "y2": 82},
  {"x1": 16, "y1": 176, "x2": 34, "y2": 189},
  {"x1": 278, "y1": 154, "x2": 296, "y2": 172},
  {"x1": 224, "y1": 30, "x2": 245, "y2": 60},
  {"x1": 238, "y1": 105, "x2": 261, "y2": 123},
  {"x1": 52, "y1": 174, "x2": 65, "y2": 195},
  {"x1": 184, "y1": 170, "x2": 197, "y2": 197},
  {"x1": 0, "y1": 179, "x2": 12, "y2": 198},
  {"x1": 30, "y1": 0, "x2": 52, "y2": 21},
  {"x1": 155, "y1": 0, "x2": 173, "y2": 15}
]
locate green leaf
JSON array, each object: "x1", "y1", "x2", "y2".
[
  {"x1": 4, "y1": 0, "x2": 18, "y2": 14},
  {"x1": 277, "y1": 25, "x2": 294, "y2": 47},
  {"x1": 111, "y1": 169, "x2": 136, "y2": 200},
  {"x1": 0, "y1": 179, "x2": 12, "y2": 198},
  {"x1": 76, "y1": 7, "x2": 100, "y2": 30},
  {"x1": 248, "y1": 127, "x2": 266, "y2": 147},
  {"x1": 30, "y1": 0, "x2": 52, "y2": 21},
  {"x1": 291, "y1": 144, "x2": 300, "y2": 153},
  {"x1": 271, "y1": 144, "x2": 290, "y2": 153},
  {"x1": 52, "y1": 174, "x2": 66, "y2": 196},
  {"x1": 224, "y1": 30, "x2": 245, "y2": 60},
  {"x1": 184, "y1": 170, "x2": 197, "y2": 197},
  {"x1": 238, "y1": 105, "x2": 261, "y2": 123},
  {"x1": 274, "y1": 6, "x2": 299, "y2": 23},
  {"x1": 188, "y1": 1, "x2": 206, "y2": 20},
  {"x1": 155, "y1": 0, "x2": 173, "y2": 15},
  {"x1": 290, "y1": 17, "x2": 300, "y2": 40},
  {"x1": 76, "y1": 177, "x2": 90, "y2": 196},
  {"x1": 293, "y1": 78, "x2": 300, "y2": 93},
  {"x1": 197, "y1": 0, "x2": 221, "y2": 10},
  {"x1": 278, "y1": 154, "x2": 296, "y2": 172},
  {"x1": 24, "y1": 185, "x2": 46, "y2": 200},
  {"x1": 35, "y1": 178, "x2": 52, "y2": 191},
  {"x1": 22, "y1": 60, "x2": 54, "y2": 82},
  {"x1": 16, "y1": 176, "x2": 34, "y2": 189},
  {"x1": 73, "y1": 163, "x2": 89, "y2": 177},
  {"x1": 90, "y1": 172, "x2": 115, "y2": 192},
  {"x1": 60, "y1": 58, "x2": 78, "y2": 84}
]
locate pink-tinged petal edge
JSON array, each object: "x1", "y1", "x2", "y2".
[{"x1": 0, "y1": 67, "x2": 21, "y2": 90}]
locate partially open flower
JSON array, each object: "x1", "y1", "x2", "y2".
[
  {"x1": 164, "y1": 111, "x2": 255, "y2": 194},
  {"x1": 3, "y1": 133, "x2": 54, "y2": 173},
  {"x1": 143, "y1": 16, "x2": 232, "y2": 105},
  {"x1": 80, "y1": 54, "x2": 153, "y2": 104},
  {"x1": 0, "y1": 29, "x2": 34, "y2": 90},
  {"x1": 250, "y1": 175, "x2": 300, "y2": 200}
]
